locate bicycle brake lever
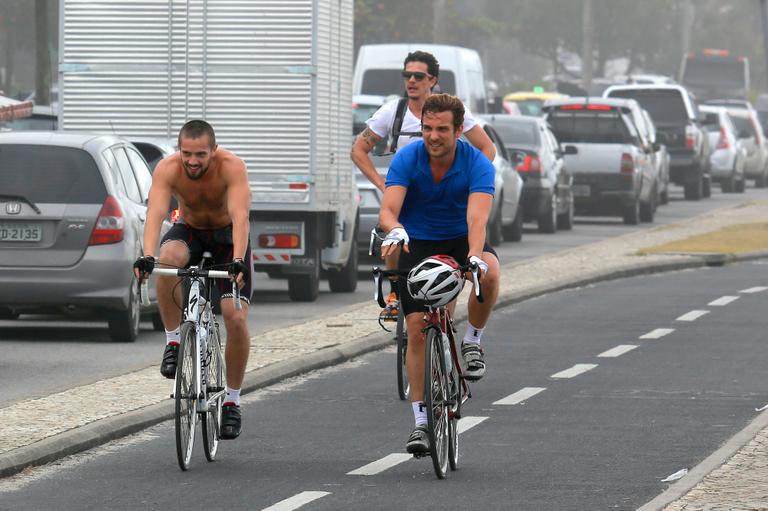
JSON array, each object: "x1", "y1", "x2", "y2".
[
  {"x1": 233, "y1": 282, "x2": 242, "y2": 311},
  {"x1": 140, "y1": 279, "x2": 150, "y2": 307},
  {"x1": 372, "y1": 267, "x2": 386, "y2": 307}
]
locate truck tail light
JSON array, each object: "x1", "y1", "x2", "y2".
[
  {"x1": 89, "y1": 196, "x2": 124, "y2": 245},
  {"x1": 620, "y1": 153, "x2": 635, "y2": 175},
  {"x1": 259, "y1": 234, "x2": 300, "y2": 249},
  {"x1": 685, "y1": 125, "x2": 697, "y2": 150}
]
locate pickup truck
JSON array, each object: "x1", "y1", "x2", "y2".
[
  {"x1": 543, "y1": 98, "x2": 659, "y2": 225},
  {"x1": 603, "y1": 84, "x2": 711, "y2": 201}
]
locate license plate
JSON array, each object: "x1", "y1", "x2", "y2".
[
  {"x1": 572, "y1": 184, "x2": 591, "y2": 197},
  {"x1": 0, "y1": 222, "x2": 42, "y2": 242}
]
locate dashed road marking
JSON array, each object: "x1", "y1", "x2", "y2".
[
  {"x1": 676, "y1": 310, "x2": 710, "y2": 322},
  {"x1": 551, "y1": 364, "x2": 598, "y2": 379},
  {"x1": 261, "y1": 491, "x2": 331, "y2": 511},
  {"x1": 708, "y1": 295, "x2": 740, "y2": 306},
  {"x1": 457, "y1": 415, "x2": 489, "y2": 434},
  {"x1": 740, "y1": 286, "x2": 768, "y2": 294},
  {"x1": 597, "y1": 345, "x2": 638, "y2": 358},
  {"x1": 639, "y1": 328, "x2": 675, "y2": 339},
  {"x1": 493, "y1": 387, "x2": 546, "y2": 406},
  {"x1": 347, "y1": 454, "x2": 412, "y2": 476}
]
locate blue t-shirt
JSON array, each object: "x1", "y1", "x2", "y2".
[{"x1": 385, "y1": 139, "x2": 495, "y2": 240}]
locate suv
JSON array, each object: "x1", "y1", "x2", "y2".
[
  {"x1": 603, "y1": 84, "x2": 711, "y2": 200},
  {"x1": 0, "y1": 131, "x2": 166, "y2": 341}
]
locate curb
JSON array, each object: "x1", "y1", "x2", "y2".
[{"x1": 2, "y1": 250, "x2": 767, "y2": 480}]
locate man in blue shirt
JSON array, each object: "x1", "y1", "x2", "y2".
[{"x1": 379, "y1": 94, "x2": 501, "y2": 454}]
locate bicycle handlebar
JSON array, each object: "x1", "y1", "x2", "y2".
[
  {"x1": 139, "y1": 268, "x2": 242, "y2": 310},
  {"x1": 372, "y1": 260, "x2": 483, "y2": 308}
]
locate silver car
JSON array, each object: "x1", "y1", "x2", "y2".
[
  {"x1": 0, "y1": 131, "x2": 163, "y2": 341},
  {"x1": 699, "y1": 106, "x2": 747, "y2": 193}
]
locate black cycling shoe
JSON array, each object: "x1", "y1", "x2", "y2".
[
  {"x1": 160, "y1": 343, "x2": 179, "y2": 379},
  {"x1": 220, "y1": 404, "x2": 242, "y2": 439},
  {"x1": 406, "y1": 425, "x2": 430, "y2": 455}
]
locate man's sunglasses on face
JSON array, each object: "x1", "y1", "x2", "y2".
[{"x1": 402, "y1": 71, "x2": 432, "y2": 81}]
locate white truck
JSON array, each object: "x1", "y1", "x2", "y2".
[{"x1": 58, "y1": 0, "x2": 358, "y2": 302}]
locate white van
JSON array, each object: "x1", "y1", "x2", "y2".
[{"x1": 353, "y1": 43, "x2": 488, "y2": 114}]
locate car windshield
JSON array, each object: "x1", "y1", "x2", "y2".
[
  {"x1": 730, "y1": 115, "x2": 754, "y2": 137},
  {"x1": 548, "y1": 110, "x2": 634, "y2": 144},
  {"x1": 607, "y1": 89, "x2": 689, "y2": 123},
  {"x1": 492, "y1": 121, "x2": 539, "y2": 145},
  {"x1": 702, "y1": 112, "x2": 721, "y2": 132},
  {"x1": 510, "y1": 99, "x2": 545, "y2": 117},
  {"x1": 361, "y1": 69, "x2": 457, "y2": 97},
  {"x1": 0, "y1": 144, "x2": 106, "y2": 203}
]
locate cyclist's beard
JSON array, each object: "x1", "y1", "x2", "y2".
[{"x1": 184, "y1": 162, "x2": 209, "y2": 180}]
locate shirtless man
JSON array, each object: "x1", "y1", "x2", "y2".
[{"x1": 133, "y1": 120, "x2": 251, "y2": 439}]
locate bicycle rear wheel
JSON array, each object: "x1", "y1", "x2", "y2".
[
  {"x1": 396, "y1": 309, "x2": 409, "y2": 400},
  {"x1": 202, "y1": 320, "x2": 225, "y2": 462},
  {"x1": 175, "y1": 321, "x2": 198, "y2": 471},
  {"x1": 424, "y1": 327, "x2": 449, "y2": 479}
]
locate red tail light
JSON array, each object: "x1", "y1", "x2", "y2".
[
  {"x1": 586, "y1": 104, "x2": 613, "y2": 111},
  {"x1": 170, "y1": 208, "x2": 180, "y2": 222},
  {"x1": 685, "y1": 125, "x2": 697, "y2": 150},
  {"x1": 716, "y1": 127, "x2": 730, "y2": 149},
  {"x1": 258, "y1": 233, "x2": 300, "y2": 249},
  {"x1": 89, "y1": 196, "x2": 124, "y2": 245},
  {"x1": 516, "y1": 154, "x2": 541, "y2": 174},
  {"x1": 620, "y1": 153, "x2": 635, "y2": 175}
]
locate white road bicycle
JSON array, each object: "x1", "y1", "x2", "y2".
[{"x1": 140, "y1": 252, "x2": 241, "y2": 471}]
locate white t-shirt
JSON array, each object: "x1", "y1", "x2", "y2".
[{"x1": 366, "y1": 98, "x2": 478, "y2": 151}]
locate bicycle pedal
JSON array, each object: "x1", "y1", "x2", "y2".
[{"x1": 412, "y1": 452, "x2": 429, "y2": 459}]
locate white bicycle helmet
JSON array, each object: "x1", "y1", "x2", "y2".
[{"x1": 407, "y1": 255, "x2": 465, "y2": 307}]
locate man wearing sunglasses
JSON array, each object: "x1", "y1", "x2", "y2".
[{"x1": 351, "y1": 50, "x2": 496, "y2": 320}]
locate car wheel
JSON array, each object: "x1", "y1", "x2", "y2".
[
  {"x1": 755, "y1": 172, "x2": 768, "y2": 188},
  {"x1": 556, "y1": 189, "x2": 574, "y2": 230},
  {"x1": 736, "y1": 175, "x2": 746, "y2": 193},
  {"x1": 486, "y1": 201, "x2": 503, "y2": 246},
  {"x1": 108, "y1": 281, "x2": 141, "y2": 342},
  {"x1": 683, "y1": 176, "x2": 702, "y2": 200},
  {"x1": 623, "y1": 197, "x2": 640, "y2": 225},
  {"x1": 702, "y1": 175, "x2": 712, "y2": 198},
  {"x1": 639, "y1": 186, "x2": 656, "y2": 223},
  {"x1": 328, "y1": 239, "x2": 358, "y2": 293},
  {"x1": 502, "y1": 204, "x2": 523, "y2": 242},
  {"x1": 537, "y1": 192, "x2": 556, "y2": 234}
]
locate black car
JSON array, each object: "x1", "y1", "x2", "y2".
[{"x1": 481, "y1": 114, "x2": 574, "y2": 233}]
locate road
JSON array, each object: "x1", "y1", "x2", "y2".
[
  {"x1": 0, "y1": 186, "x2": 767, "y2": 407},
  {"x1": 1, "y1": 260, "x2": 766, "y2": 510}
]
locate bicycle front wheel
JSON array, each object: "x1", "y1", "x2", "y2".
[
  {"x1": 396, "y1": 309, "x2": 409, "y2": 400},
  {"x1": 175, "y1": 321, "x2": 198, "y2": 471},
  {"x1": 424, "y1": 327, "x2": 449, "y2": 479},
  {"x1": 203, "y1": 321, "x2": 225, "y2": 462}
]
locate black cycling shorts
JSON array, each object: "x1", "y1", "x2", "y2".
[
  {"x1": 397, "y1": 236, "x2": 497, "y2": 316},
  {"x1": 160, "y1": 221, "x2": 252, "y2": 306}
]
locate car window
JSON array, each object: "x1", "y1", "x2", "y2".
[
  {"x1": 607, "y1": 89, "x2": 689, "y2": 123},
  {"x1": 112, "y1": 146, "x2": 143, "y2": 204},
  {"x1": 0, "y1": 144, "x2": 106, "y2": 203},
  {"x1": 548, "y1": 109, "x2": 636, "y2": 144},
  {"x1": 730, "y1": 115, "x2": 755, "y2": 138},
  {"x1": 702, "y1": 112, "x2": 721, "y2": 132},
  {"x1": 131, "y1": 142, "x2": 167, "y2": 171},
  {"x1": 484, "y1": 125, "x2": 509, "y2": 161},
  {"x1": 543, "y1": 128, "x2": 560, "y2": 153},
  {"x1": 491, "y1": 121, "x2": 538, "y2": 146},
  {"x1": 125, "y1": 147, "x2": 153, "y2": 202}
]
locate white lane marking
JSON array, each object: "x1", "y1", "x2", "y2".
[
  {"x1": 597, "y1": 345, "x2": 638, "y2": 358},
  {"x1": 493, "y1": 387, "x2": 546, "y2": 405},
  {"x1": 347, "y1": 416, "x2": 488, "y2": 476},
  {"x1": 676, "y1": 310, "x2": 710, "y2": 322},
  {"x1": 551, "y1": 364, "x2": 598, "y2": 379},
  {"x1": 639, "y1": 328, "x2": 675, "y2": 340},
  {"x1": 261, "y1": 491, "x2": 331, "y2": 511},
  {"x1": 741, "y1": 286, "x2": 768, "y2": 294},
  {"x1": 457, "y1": 415, "x2": 489, "y2": 434},
  {"x1": 708, "y1": 295, "x2": 740, "y2": 306},
  {"x1": 347, "y1": 454, "x2": 412, "y2": 476}
]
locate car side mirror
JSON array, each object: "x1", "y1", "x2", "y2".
[{"x1": 563, "y1": 145, "x2": 578, "y2": 155}]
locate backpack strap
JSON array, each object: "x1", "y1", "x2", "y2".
[{"x1": 389, "y1": 97, "x2": 422, "y2": 153}]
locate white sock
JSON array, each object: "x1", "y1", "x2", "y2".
[
  {"x1": 463, "y1": 322, "x2": 484, "y2": 345},
  {"x1": 165, "y1": 327, "x2": 180, "y2": 345},
  {"x1": 412, "y1": 401, "x2": 427, "y2": 426},
  {"x1": 225, "y1": 387, "x2": 241, "y2": 406}
]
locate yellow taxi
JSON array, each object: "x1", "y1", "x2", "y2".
[{"x1": 503, "y1": 90, "x2": 567, "y2": 117}]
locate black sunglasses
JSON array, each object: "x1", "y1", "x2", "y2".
[{"x1": 402, "y1": 71, "x2": 431, "y2": 81}]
